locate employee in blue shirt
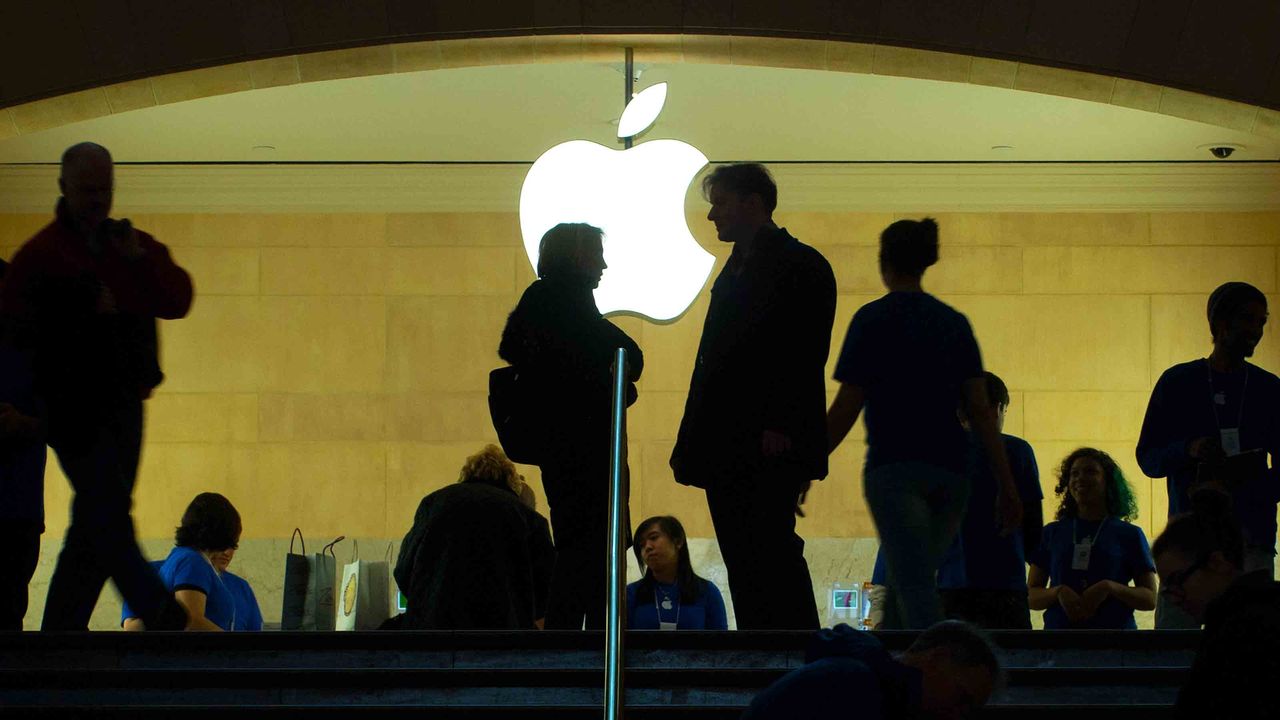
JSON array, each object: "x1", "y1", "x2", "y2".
[
  {"x1": 1028, "y1": 448, "x2": 1156, "y2": 629},
  {"x1": 937, "y1": 372, "x2": 1044, "y2": 630},
  {"x1": 122, "y1": 493, "x2": 242, "y2": 631},
  {"x1": 1137, "y1": 281, "x2": 1280, "y2": 628},
  {"x1": 124, "y1": 554, "x2": 262, "y2": 632},
  {"x1": 627, "y1": 516, "x2": 728, "y2": 630}
]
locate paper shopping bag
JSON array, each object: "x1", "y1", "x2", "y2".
[{"x1": 336, "y1": 541, "x2": 393, "y2": 631}]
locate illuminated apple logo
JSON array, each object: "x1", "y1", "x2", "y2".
[{"x1": 520, "y1": 83, "x2": 714, "y2": 322}]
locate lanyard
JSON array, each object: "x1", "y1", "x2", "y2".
[
  {"x1": 653, "y1": 584, "x2": 681, "y2": 628},
  {"x1": 1207, "y1": 359, "x2": 1249, "y2": 431},
  {"x1": 1073, "y1": 517, "x2": 1108, "y2": 546}
]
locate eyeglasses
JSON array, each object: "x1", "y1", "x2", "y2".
[{"x1": 1161, "y1": 556, "x2": 1207, "y2": 595}]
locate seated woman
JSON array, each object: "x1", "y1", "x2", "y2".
[
  {"x1": 626, "y1": 516, "x2": 728, "y2": 630},
  {"x1": 123, "y1": 493, "x2": 244, "y2": 631},
  {"x1": 1028, "y1": 448, "x2": 1157, "y2": 629},
  {"x1": 1153, "y1": 488, "x2": 1280, "y2": 717},
  {"x1": 124, "y1": 544, "x2": 262, "y2": 631},
  {"x1": 394, "y1": 444, "x2": 555, "y2": 630}
]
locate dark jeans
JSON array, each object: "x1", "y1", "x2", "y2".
[
  {"x1": 940, "y1": 588, "x2": 1032, "y2": 630},
  {"x1": 542, "y1": 462, "x2": 628, "y2": 630},
  {"x1": 40, "y1": 400, "x2": 181, "y2": 631},
  {"x1": 0, "y1": 521, "x2": 41, "y2": 631},
  {"x1": 706, "y1": 473, "x2": 819, "y2": 630}
]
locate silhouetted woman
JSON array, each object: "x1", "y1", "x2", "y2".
[
  {"x1": 627, "y1": 516, "x2": 727, "y2": 630},
  {"x1": 1028, "y1": 448, "x2": 1156, "y2": 629},
  {"x1": 499, "y1": 222, "x2": 643, "y2": 630},
  {"x1": 1153, "y1": 489, "x2": 1280, "y2": 718},
  {"x1": 826, "y1": 218, "x2": 1021, "y2": 629}
]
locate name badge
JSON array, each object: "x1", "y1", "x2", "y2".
[
  {"x1": 1221, "y1": 428, "x2": 1242, "y2": 457},
  {"x1": 659, "y1": 621, "x2": 678, "y2": 631},
  {"x1": 1072, "y1": 541, "x2": 1093, "y2": 571}
]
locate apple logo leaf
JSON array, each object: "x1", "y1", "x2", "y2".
[{"x1": 617, "y1": 82, "x2": 668, "y2": 139}]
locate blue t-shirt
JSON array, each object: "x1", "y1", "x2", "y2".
[
  {"x1": 938, "y1": 435, "x2": 1043, "y2": 591},
  {"x1": 1030, "y1": 518, "x2": 1155, "y2": 630},
  {"x1": 833, "y1": 292, "x2": 983, "y2": 474},
  {"x1": 122, "y1": 562, "x2": 259, "y2": 631},
  {"x1": 0, "y1": 343, "x2": 46, "y2": 525},
  {"x1": 1137, "y1": 359, "x2": 1280, "y2": 553},
  {"x1": 153, "y1": 547, "x2": 236, "y2": 630},
  {"x1": 626, "y1": 578, "x2": 728, "y2": 630}
]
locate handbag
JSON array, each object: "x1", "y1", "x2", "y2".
[{"x1": 488, "y1": 365, "x2": 545, "y2": 465}]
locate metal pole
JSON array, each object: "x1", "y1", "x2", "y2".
[
  {"x1": 604, "y1": 346, "x2": 628, "y2": 720},
  {"x1": 623, "y1": 47, "x2": 634, "y2": 150}
]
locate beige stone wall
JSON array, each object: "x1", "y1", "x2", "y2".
[{"x1": 4, "y1": 208, "x2": 1280, "y2": 629}]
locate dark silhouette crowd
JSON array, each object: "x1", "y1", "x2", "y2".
[{"x1": 1, "y1": 144, "x2": 1278, "y2": 719}]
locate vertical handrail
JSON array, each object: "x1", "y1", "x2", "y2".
[{"x1": 604, "y1": 347, "x2": 629, "y2": 720}]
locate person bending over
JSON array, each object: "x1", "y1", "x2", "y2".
[
  {"x1": 394, "y1": 445, "x2": 555, "y2": 630},
  {"x1": 1153, "y1": 489, "x2": 1280, "y2": 719},
  {"x1": 1028, "y1": 448, "x2": 1156, "y2": 629},
  {"x1": 742, "y1": 620, "x2": 1000, "y2": 719},
  {"x1": 626, "y1": 516, "x2": 727, "y2": 630}
]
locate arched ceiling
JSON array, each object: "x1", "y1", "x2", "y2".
[{"x1": 3, "y1": 0, "x2": 1280, "y2": 113}]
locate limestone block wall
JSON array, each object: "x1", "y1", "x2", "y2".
[{"x1": 4, "y1": 208, "x2": 1279, "y2": 630}]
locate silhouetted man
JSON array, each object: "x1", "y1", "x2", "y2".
[
  {"x1": 1138, "y1": 281, "x2": 1280, "y2": 628},
  {"x1": 670, "y1": 163, "x2": 835, "y2": 630},
  {"x1": 2, "y1": 142, "x2": 193, "y2": 630}
]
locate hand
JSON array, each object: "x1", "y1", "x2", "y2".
[
  {"x1": 109, "y1": 219, "x2": 145, "y2": 260},
  {"x1": 795, "y1": 480, "x2": 812, "y2": 518},
  {"x1": 994, "y1": 490, "x2": 1023, "y2": 537},
  {"x1": 1057, "y1": 586, "x2": 1090, "y2": 623},
  {"x1": 762, "y1": 430, "x2": 793, "y2": 458},
  {"x1": 1188, "y1": 436, "x2": 1225, "y2": 462},
  {"x1": 1080, "y1": 580, "x2": 1114, "y2": 617},
  {"x1": 95, "y1": 283, "x2": 117, "y2": 315}
]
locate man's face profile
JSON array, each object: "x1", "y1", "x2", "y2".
[{"x1": 59, "y1": 150, "x2": 114, "y2": 235}]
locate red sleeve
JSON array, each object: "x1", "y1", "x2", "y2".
[{"x1": 130, "y1": 233, "x2": 194, "y2": 320}]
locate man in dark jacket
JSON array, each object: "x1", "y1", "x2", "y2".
[
  {"x1": 670, "y1": 163, "x2": 836, "y2": 630},
  {"x1": 394, "y1": 445, "x2": 555, "y2": 629},
  {"x1": 2, "y1": 142, "x2": 193, "y2": 631},
  {"x1": 742, "y1": 621, "x2": 999, "y2": 720}
]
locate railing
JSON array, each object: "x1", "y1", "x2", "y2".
[{"x1": 604, "y1": 347, "x2": 629, "y2": 720}]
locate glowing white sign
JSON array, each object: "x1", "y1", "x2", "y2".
[{"x1": 519, "y1": 83, "x2": 714, "y2": 322}]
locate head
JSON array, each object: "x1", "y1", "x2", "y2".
[
  {"x1": 633, "y1": 515, "x2": 689, "y2": 578},
  {"x1": 701, "y1": 163, "x2": 777, "y2": 244},
  {"x1": 458, "y1": 444, "x2": 523, "y2": 495},
  {"x1": 1053, "y1": 448, "x2": 1139, "y2": 521},
  {"x1": 899, "y1": 621, "x2": 1000, "y2": 719},
  {"x1": 1207, "y1": 282, "x2": 1267, "y2": 360},
  {"x1": 1152, "y1": 489, "x2": 1244, "y2": 623},
  {"x1": 536, "y1": 223, "x2": 606, "y2": 287},
  {"x1": 879, "y1": 218, "x2": 939, "y2": 284},
  {"x1": 174, "y1": 493, "x2": 242, "y2": 562},
  {"x1": 58, "y1": 142, "x2": 114, "y2": 235},
  {"x1": 960, "y1": 371, "x2": 1009, "y2": 432}
]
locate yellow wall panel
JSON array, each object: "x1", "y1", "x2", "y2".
[
  {"x1": 387, "y1": 213, "x2": 520, "y2": 247},
  {"x1": 387, "y1": 247, "x2": 517, "y2": 296},
  {"x1": 254, "y1": 442, "x2": 388, "y2": 538},
  {"x1": 386, "y1": 295, "x2": 513, "y2": 393},
  {"x1": 1150, "y1": 294, "x2": 1280, "y2": 382},
  {"x1": 925, "y1": 213, "x2": 1151, "y2": 247},
  {"x1": 1024, "y1": 246, "x2": 1276, "y2": 294},
  {"x1": 146, "y1": 393, "x2": 259, "y2": 443},
  {"x1": 261, "y1": 247, "x2": 388, "y2": 295},
  {"x1": 775, "y1": 213, "x2": 896, "y2": 246},
  {"x1": 257, "y1": 297, "x2": 387, "y2": 393},
  {"x1": 133, "y1": 443, "x2": 245, "y2": 537},
  {"x1": 822, "y1": 246, "x2": 881, "y2": 293},
  {"x1": 385, "y1": 442, "x2": 486, "y2": 540},
  {"x1": 1022, "y1": 391, "x2": 1151, "y2": 442},
  {"x1": 159, "y1": 297, "x2": 271, "y2": 392},
  {"x1": 928, "y1": 246, "x2": 1024, "y2": 294},
  {"x1": 636, "y1": 294, "x2": 710, "y2": 392},
  {"x1": 170, "y1": 247, "x2": 260, "y2": 296},
  {"x1": 259, "y1": 394, "x2": 387, "y2": 441},
  {"x1": 385, "y1": 392, "x2": 499, "y2": 443},
  {"x1": 639, "y1": 442, "x2": 713, "y2": 538},
  {"x1": 629, "y1": 391, "x2": 689, "y2": 442}
]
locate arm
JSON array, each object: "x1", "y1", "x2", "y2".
[
  {"x1": 174, "y1": 589, "x2": 224, "y2": 632},
  {"x1": 963, "y1": 377, "x2": 1022, "y2": 534},
  {"x1": 1019, "y1": 444, "x2": 1044, "y2": 552},
  {"x1": 1026, "y1": 564, "x2": 1058, "y2": 611},
  {"x1": 1136, "y1": 372, "x2": 1201, "y2": 479},
  {"x1": 704, "y1": 583, "x2": 729, "y2": 631},
  {"x1": 1097, "y1": 573, "x2": 1157, "y2": 612},
  {"x1": 826, "y1": 383, "x2": 865, "y2": 453},
  {"x1": 123, "y1": 234, "x2": 194, "y2": 320}
]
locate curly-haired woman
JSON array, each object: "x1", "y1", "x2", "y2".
[{"x1": 1027, "y1": 448, "x2": 1157, "y2": 629}]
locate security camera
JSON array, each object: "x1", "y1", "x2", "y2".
[{"x1": 1209, "y1": 146, "x2": 1236, "y2": 159}]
